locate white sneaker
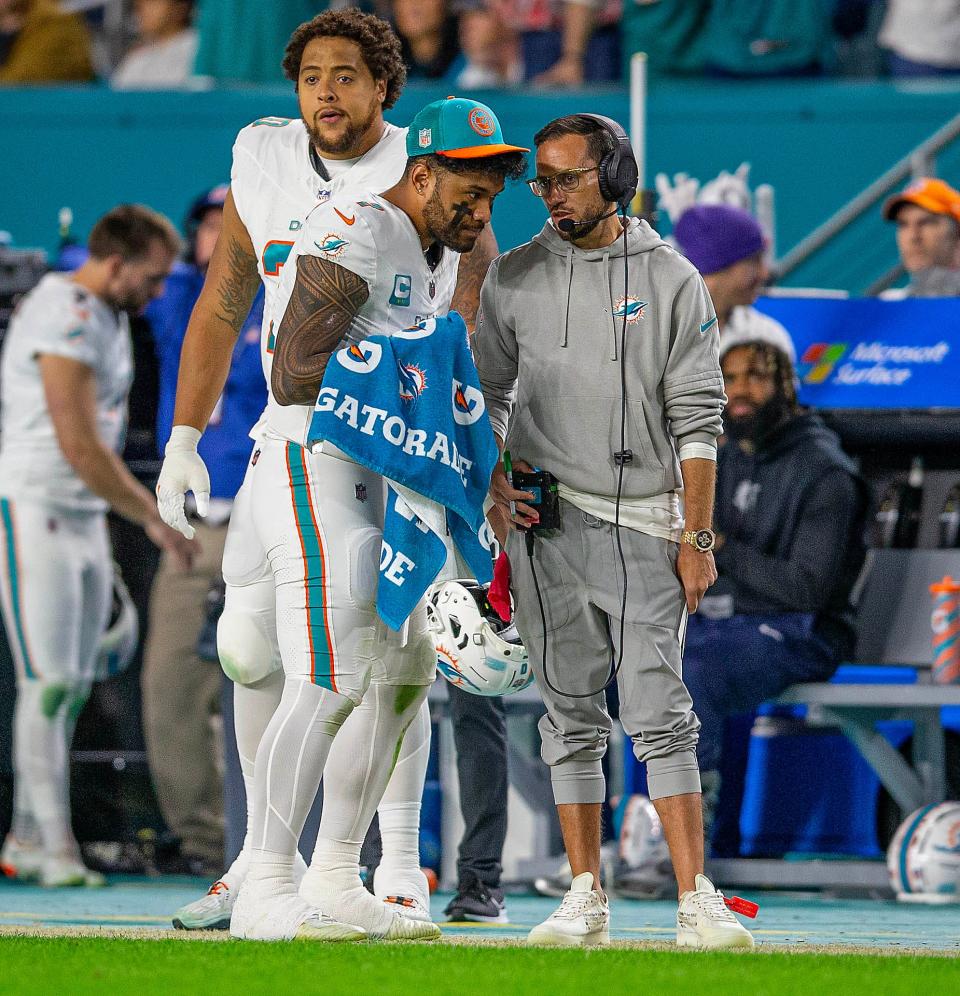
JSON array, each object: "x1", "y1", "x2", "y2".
[
  {"x1": 230, "y1": 884, "x2": 366, "y2": 942},
  {"x1": 1, "y1": 837, "x2": 45, "y2": 882},
  {"x1": 527, "y1": 872, "x2": 610, "y2": 947},
  {"x1": 301, "y1": 867, "x2": 440, "y2": 940},
  {"x1": 676, "y1": 874, "x2": 755, "y2": 950},
  {"x1": 39, "y1": 856, "x2": 106, "y2": 888},
  {"x1": 373, "y1": 866, "x2": 432, "y2": 923},
  {"x1": 173, "y1": 879, "x2": 235, "y2": 930}
]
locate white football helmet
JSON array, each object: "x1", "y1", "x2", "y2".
[
  {"x1": 426, "y1": 580, "x2": 533, "y2": 697},
  {"x1": 887, "y1": 801, "x2": 960, "y2": 903},
  {"x1": 93, "y1": 566, "x2": 139, "y2": 681}
]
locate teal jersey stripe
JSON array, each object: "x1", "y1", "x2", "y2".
[
  {"x1": 285, "y1": 444, "x2": 335, "y2": 690},
  {"x1": 0, "y1": 499, "x2": 36, "y2": 679}
]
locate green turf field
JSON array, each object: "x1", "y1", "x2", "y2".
[{"x1": 1, "y1": 936, "x2": 958, "y2": 995}]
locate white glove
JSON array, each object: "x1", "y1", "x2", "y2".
[
  {"x1": 156, "y1": 425, "x2": 209, "y2": 540},
  {"x1": 655, "y1": 171, "x2": 701, "y2": 224},
  {"x1": 699, "y1": 162, "x2": 753, "y2": 211}
]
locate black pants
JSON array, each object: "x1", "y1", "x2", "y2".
[{"x1": 449, "y1": 684, "x2": 508, "y2": 888}]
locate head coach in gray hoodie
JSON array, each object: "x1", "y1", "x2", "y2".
[{"x1": 472, "y1": 115, "x2": 753, "y2": 950}]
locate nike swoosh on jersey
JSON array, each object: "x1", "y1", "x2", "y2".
[
  {"x1": 334, "y1": 208, "x2": 356, "y2": 226},
  {"x1": 700, "y1": 316, "x2": 718, "y2": 334}
]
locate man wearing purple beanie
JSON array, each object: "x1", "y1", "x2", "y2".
[{"x1": 674, "y1": 204, "x2": 795, "y2": 362}]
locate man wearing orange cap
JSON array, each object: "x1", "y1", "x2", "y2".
[{"x1": 882, "y1": 177, "x2": 960, "y2": 298}]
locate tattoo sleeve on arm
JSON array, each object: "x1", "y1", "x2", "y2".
[
  {"x1": 451, "y1": 224, "x2": 498, "y2": 333},
  {"x1": 271, "y1": 255, "x2": 369, "y2": 406},
  {"x1": 215, "y1": 235, "x2": 260, "y2": 331}
]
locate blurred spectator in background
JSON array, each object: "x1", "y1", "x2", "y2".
[
  {"x1": 392, "y1": 0, "x2": 464, "y2": 82},
  {"x1": 620, "y1": 0, "x2": 708, "y2": 79},
  {"x1": 111, "y1": 0, "x2": 198, "y2": 90},
  {"x1": 499, "y1": 0, "x2": 620, "y2": 85},
  {"x1": 881, "y1": 177, "x2": 960, "y2": 299},
  {"x1": 141, "y1": 185, "x2": 265, "y2": 876},
  {"x1": 674, "y1": 204, "x2": 795, "y2": 360},
  {"x1": 193, "y1": 0, "x2": 315, "y2": 85},
  {"x1": 879, "y1": 0, "x2": 960, "y2": 77},
  {"x1": 391, "y1": 0, "x2": 518, "y2": 87},
  {"x1": 457, "y1": 1, "x2": 520, "y2": 86},
  {"x1": 0, "y1": 0, "x2": 94, "y2": 84},
  {"x1": 699, "y1": 0, "x2": 834, "y2": 78}
]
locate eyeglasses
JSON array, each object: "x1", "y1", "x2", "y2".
[{"x1": 527, "y1": 166, "x2": 599, "y2": 198}]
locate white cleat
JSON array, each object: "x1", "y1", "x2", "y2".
[
  {"x1": 173, "y1": 879, "x2": 235, "y2": 930},
  {"x1": 1, "y1": 837, "x2": 45, "y2": 882},
  {"x1": 301, "y1": 868, "x2": 440, "y2": 940},
  {"x1": 172, "y1": 850, "x2": 308, "y2": 931},
  {"x1": 230, "y1": 885, "x2": 366, "y2": 942},
  {"x1": 39, "y1": 856, "x2": 106, "y2": 888},
  {"x1": 373, "y1": 866, "x2": 432, "y2": 923},
  {"x1": 676, "y1": 874, "x2": 755, "y2": 951},
  {"x1": 527, "y1": 872, "x2": 610, "y2": 947}
]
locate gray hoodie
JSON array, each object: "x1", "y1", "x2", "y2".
[{"x1": 472, "y1": 217, "x2": 725, "y2": 500}]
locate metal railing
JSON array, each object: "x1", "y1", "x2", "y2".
[{"x1": 772, "y1": 110, "x2": 960, "y2": 289}]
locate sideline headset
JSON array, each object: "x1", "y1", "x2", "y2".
[
  {"x1": 582, "y1": 113, "x2": 639, "y2": 209},
  {"x1": 526, "y1": 114, "x2": 641, "y2": 700}
]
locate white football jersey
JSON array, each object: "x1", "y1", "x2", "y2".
[
  {"x1": 0, "y1": 273, "x2": 133, "y2": 513},
  {"x1": 265, "y1": 193, "x2": 460, "y2": 444},
  {"x1": 229, "y1": 116, "x2": 409, "y2": 395}
]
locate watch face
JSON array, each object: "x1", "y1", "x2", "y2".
[{"x1": 695, "y1": 529, "x2": 714, "y2": 551}]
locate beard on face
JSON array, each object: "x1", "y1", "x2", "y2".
[
  {"x1": 553, "y1": 192, "x2": 609, "y2": 241},
  {"x1": 422, "y1": 180, "x2": 483, "y2": 254},
  {"x1": 306, "y1": 99, "x2": 378, "y2": 156},
  {"x1": 725, "y1": 395, "x2": 790, "y2": 444}
]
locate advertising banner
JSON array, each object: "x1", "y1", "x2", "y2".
[{"x1": 754, "y1": 297, "x2": 960, "y2": 409}]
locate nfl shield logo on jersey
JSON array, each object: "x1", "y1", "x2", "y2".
[
  {"x1": 316, "y1": 190, "x2": 330, "y2": 204},
  {"x1": 419, "y1": 128, "x2": 432, "y2": 148}
]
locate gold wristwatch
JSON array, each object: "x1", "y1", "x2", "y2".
[{"x1": 681, "y1": 528, "x2": 716, "y2": 552}]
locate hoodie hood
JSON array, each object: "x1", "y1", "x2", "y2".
[
  {"x1": 532, "y1": 215, "x2": 669, "y2": 260},
  {"x1": 758, "y1": 412, "x2": 858, "y2": 477},
  {"x1": 531, "y1": 217, "x2": 673, "y2": 353}
]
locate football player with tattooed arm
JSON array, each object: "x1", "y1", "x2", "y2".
[
  {"x1": 223, "y1": 97, "x2": 526, "y2": 941},
  {"x1": 154, "y1": 10, "x2": 501, "y2": 937}
]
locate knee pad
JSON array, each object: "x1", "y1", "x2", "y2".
[
  {"x1": 217, "y1": 609, "x2": 281, "y2": 685},
  {"x1": 347, "y1": 527, "x2": 381, "y2": 609}
]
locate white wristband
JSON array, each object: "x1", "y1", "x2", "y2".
[{"x1": 166, "y1": 425, "x2": 202, "y2": 453}]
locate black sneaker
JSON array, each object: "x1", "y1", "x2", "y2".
[{"x1": 444, "y1": 879, "x2": 508, "y2": 923}]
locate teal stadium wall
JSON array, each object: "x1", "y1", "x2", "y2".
[{"x1": 2, "y1": 80, "x2": 960, "y2": 292}]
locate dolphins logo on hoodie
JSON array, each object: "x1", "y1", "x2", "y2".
[
  {"x1": 315, "y1": 233, "x2": 350, "y2": 258},
  {"x1": 613, "y1": 296, "x2": 648, "y2": 325}
]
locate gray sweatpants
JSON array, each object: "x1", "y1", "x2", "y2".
[{"x1": 507, "y1": 501, "x2": 701, "y2": 804}]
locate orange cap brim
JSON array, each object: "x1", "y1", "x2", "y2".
[
  {"x1": 883, "y1": 192, "x2": 960, "y2": 221},
  {"x1": 438, "y1": 144, "x2": 530, "y2": 159}
]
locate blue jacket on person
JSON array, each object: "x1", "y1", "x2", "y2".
[{"x1": 147, "y1": 262, "x2": 266, "y2": 500}]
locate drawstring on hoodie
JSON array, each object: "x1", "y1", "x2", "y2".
[
  {"x1": 561, "y1": 247, "x2": 573, "y2": 348},
  {"x1": 604, "y1": 250, "x2": 617, "y2": 360}
]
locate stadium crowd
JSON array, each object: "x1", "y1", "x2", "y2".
[{"x1": 3, "y1": 1, "x2": 960, "y2": 88}]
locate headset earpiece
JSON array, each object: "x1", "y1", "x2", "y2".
[{"x1": 581, "y1": 113, "x2": 638, "y2": 208}]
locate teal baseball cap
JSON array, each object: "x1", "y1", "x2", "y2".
[{"x1": 406, "y1": 96, "x2": 528, "y2": 159}]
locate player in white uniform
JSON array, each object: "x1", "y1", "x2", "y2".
[
  {"x1": 0, "y1": 205, "x2": 193, "y2": 887},
  {"x1": 224, "y1": 95, "x2": 526, "y2": 941},
  {"x1": 156, "y1": 11, "x2": 501, "y2": 939}
]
